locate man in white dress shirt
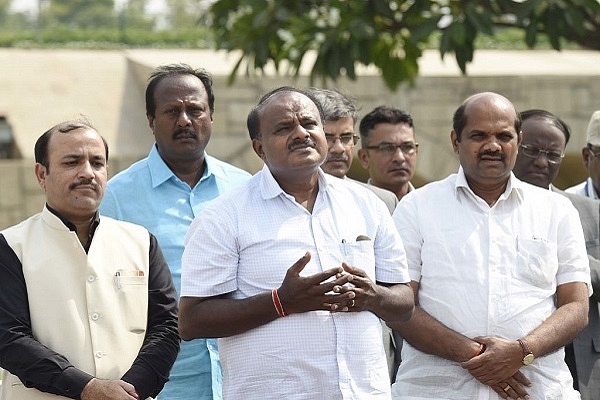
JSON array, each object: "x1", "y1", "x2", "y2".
[
  {"x1": 390, "y1": 92, "x2": 591, "y2": 400},
  {"x1": 566, "y1": 110, "x2": 600, "y2": 199},
  {"x1": 178, "y1": 86, "x2": 414, "y2": 399}
]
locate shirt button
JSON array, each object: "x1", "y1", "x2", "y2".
[
  {"x1": 72, "y1": 242, "x2": 78, "y2": 248},
  {"x1": 95, "y1": 351, "x2": 103, "y2": 358},
  {"x1": 91, "y1": 313, "x2": 99, "y2": 321},
  {"x1": 87, "y1": 275, "x2": 95, "y2": 282}
]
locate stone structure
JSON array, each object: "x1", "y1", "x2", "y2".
[{"x1": 0, "y1": 48, "x2": 599, "y2": 230}]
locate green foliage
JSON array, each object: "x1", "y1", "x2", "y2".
[
  {"x1": 44, "y1": 0, "x2": 117, "y2": 29},
  {"x1": 208, "y1": 0, "x2": 600, "y2": 90},
  {"x1": 0, "y1": 0, "x2": 211, "y2": 49},
  {"x1": 0, "y1": 27, "x2": 211, "y2": 49}
]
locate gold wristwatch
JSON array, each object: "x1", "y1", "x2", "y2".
[{"x1": 517, "y1": 338, "x2": 535, "y2": 365}]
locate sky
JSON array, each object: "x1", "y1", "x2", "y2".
[{"x1": 9, "y1": 0, "x2": 167, "y2": 14}]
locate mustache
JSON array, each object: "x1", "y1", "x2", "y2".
[
  {"x1": 69, "y1": 179, "x2": 97, "y2": 191},
  {"x1": 172, "y1": 128, "x2": 197, "y2": 139},
  {"x1": 288, "y1": 138, "x2": 316, "y2": 151},
  {"x1": 327, "y1": 155, "x2": 349, "y2": 162},
  {"x1": 479, "y1": 151, "x2": 504, "y2": 160}
]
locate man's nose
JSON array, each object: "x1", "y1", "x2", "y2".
[
  {"x1": 177, "y1": 111, "x2": 192, "y2": 126},
  {"x1": 78, "y1": 161, "x2": 95, "y2": 178},
  {"x1": 328, "y1": 137, "x2": 345, "y2": 153}
]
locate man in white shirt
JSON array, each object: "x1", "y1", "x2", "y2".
[
  {"x1": 566, "y1": 110, "x2": 600, "y2": 199},
  {"x1": 390, "y1": 92, "x2": 591, "y2": 400},
  {"x1": 178, "y1": 86, "x2": 414, "y2": 400}
]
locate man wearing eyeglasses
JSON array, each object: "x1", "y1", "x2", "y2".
[
  {"x1": 566, "y1": 111, "x2": 600, "y2": 199},
  {"x1": 513, "y1": 109, "x2": 600, "y2": 400},
  {"x1": 306, "y1": 88, "x2": 398, "y2": 216},
  {"x1": 357, "y1": 106, "x2": 418, "y2": 201}
]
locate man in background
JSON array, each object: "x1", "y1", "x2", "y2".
[
  {"x1": 566, "y1": 110, "x2": 600, "y2": 199},
  {"x1": 513, "y1": 108, "x2": 600, "y2": 400},
  {"x1": 358, "y1": 106, "x2": 418, "y2": 200},
  {"x1": 307, "y1": 89, "x2": 398, "y2": 216},
  {"x1": 100, "y1": 64, "x2": 251, "y2": 400}
]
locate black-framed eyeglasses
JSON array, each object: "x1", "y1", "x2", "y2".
[
  {"x1": 519, "y1": 144, "x2": 564, "y2": 164},
  {"x1": 325, "y1": 134, "x2": 359, "y2": 147},
  {"x1": 587, "y1": 144, "x2": 600, "y2": 159},
  {"x1": 364, "y1": 142, "x2": 419, "y2": 155}
]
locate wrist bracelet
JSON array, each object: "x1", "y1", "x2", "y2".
[{"x1": 271, "y1": 288, "x2": 287, "y2": 317}]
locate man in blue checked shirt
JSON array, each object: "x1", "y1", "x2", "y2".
[{"x1": 100, "y1": 64, "x2": 251, "y2": 400}]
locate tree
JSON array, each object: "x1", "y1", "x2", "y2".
[
  {"x1": 44, "y1": 0, "x2": 117, "y2": 29},
  {"x1": 208, "y1": 0, "x2": 600, "y2": 90},
  {"x1": 118, "y1": 0, "x2": 155, "y2": 32},
  {"x1": 165, "y1": 0, "x2": 206, "y2": 29}
]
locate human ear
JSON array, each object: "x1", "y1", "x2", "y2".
[
  {"x1": 34, "y1": 163, "x2": 47, "y2": 190},
  {"x1": 451, "y1": 131, "x2": 459, "y2": 153},
  {"x1": 252, "y1": 138, "x2": 266, "y2": 161}
]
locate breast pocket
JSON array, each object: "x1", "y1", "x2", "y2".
[
  {"x1": 115, "y1": 270, "x2": 148, "y2": 333},
  {"x1": 340, "y1": 240, "x2": 376, "y2": 279},
  {"x1": 515, "y1": 237, "x2": 558, "y2": 290}
]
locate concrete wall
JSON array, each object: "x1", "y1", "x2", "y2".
[{"x1": 1, "y1": 49, "x2": 599, "y2": 230}]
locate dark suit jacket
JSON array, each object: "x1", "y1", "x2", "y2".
[
  {"x1": 556, "y1": 188, "x2": 600, "y2": 400},
  {"x1": 349, "y1": 178, "x2": 399, "y2": 215}
]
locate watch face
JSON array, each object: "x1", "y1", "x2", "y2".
[{"x1": 523, "y1": 353, "x2": 535, "y2": 365}]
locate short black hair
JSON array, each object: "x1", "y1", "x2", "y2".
[
  {"x1": 145, "y1": 63, "x2": 215, "y2": 118},
  {"x1": 359, "y1": 106, "x2": 414, "y2": 147},
  {"x1": 246, "y1": 86, "x2": 325, "y2": 140},
  {"x1": 34, "y1": 118, "x2": 108, "y2": 171},
  {"x1": 520, "y1": 109, "x2": 571, "y2": 144}
]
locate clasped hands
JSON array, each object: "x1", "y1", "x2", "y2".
[
  {"x1": 461, "y1": 336, "x2": 532, "y2": 399},
  {"x1": 276, "y1": 252, "x2": 378, "y2": 315},
  {"x1": 81, "y1": 378, "x2": 139, "y2": 400}
]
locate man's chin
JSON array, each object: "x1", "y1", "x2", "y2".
[
  {"x1": 325, "y1": 170, "x2": 346, "y2": 179},
  {"x1": 323, "y1": 162, "x2": 348, "y2": 178},
  {"x1": 525, "y1": 174, "x2": 550, "y2": 189}
]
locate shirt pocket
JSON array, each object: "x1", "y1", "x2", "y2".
[
  {"x1": 114, "y1": 270, "x2": 148, "y2": 333},
  {"x1": 515, "y1": 237, "x2": 558, "y2": 290},
  {"x1": 340, "y1": 240, "x2": 376, "y2": 279}
]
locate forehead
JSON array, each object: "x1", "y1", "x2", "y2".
[
  {"x1": 324, "y1": 116, "x2": 354, "y2": 133},
  {"x1": 48, "y1": 128, "x2": 105, "y2": 155},
  {"x1": 370, "y1": 122, "x2": 415, "y2": 140},
  {"x1": 463, "y1": 95, "x2": 517, "y2": 132},
  {"x1": 154, "y1": 74, "x2": 207, "y2": 103},
  {"x1": 260, "y1": 91, "x2": 321, "y2": 122},
  {"x1": 521, "y1": 118, "x2": 566, "y2": 146}
]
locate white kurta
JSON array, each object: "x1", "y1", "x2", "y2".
[
  {"x1": 391, "y1": 169, "x2": 591, "y2": 400},
  {"x1": 182, "y1": 166, "x2": 410, "y2": 400}
]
